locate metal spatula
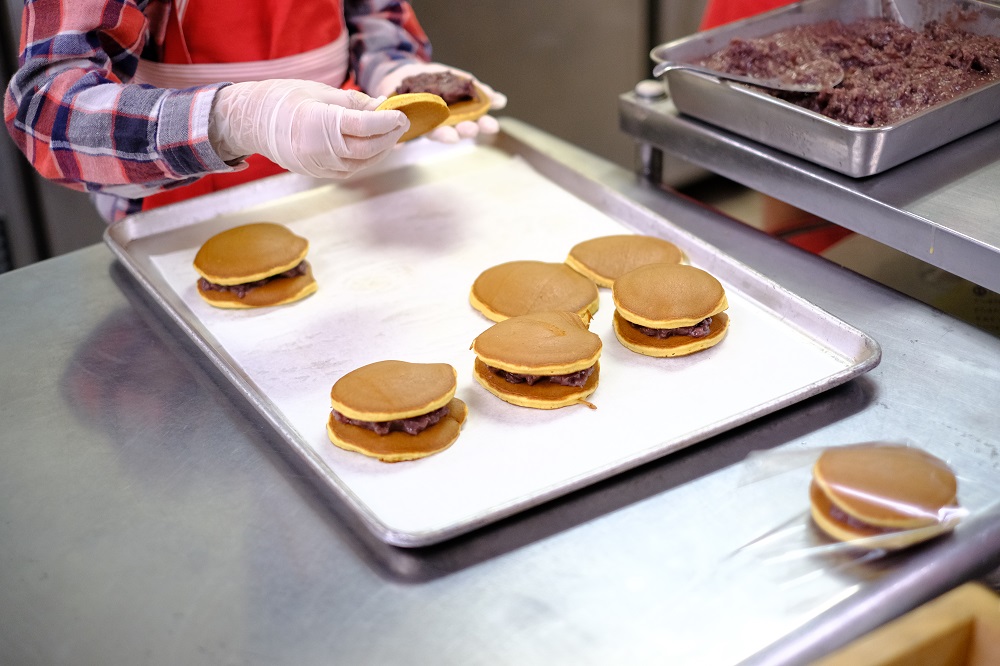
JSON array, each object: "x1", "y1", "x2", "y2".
[{"x1": 652, "y1": 58, "x2": 844, "y2": 94}]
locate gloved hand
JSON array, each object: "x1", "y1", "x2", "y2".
[
  {"x1": 209, "y1": 79, "x2": 409, "y2": 179},
  {"x1": 372, "y1": 63, "x2": 508, "y2": 144}
]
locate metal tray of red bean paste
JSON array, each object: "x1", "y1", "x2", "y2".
[{"x1": 651, "y1": 0, "x2": 1000, "y2": 176}]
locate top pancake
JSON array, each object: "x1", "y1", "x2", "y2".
[
  {"x1": 566, "y1": 235, "x2": 685, "y2": 288},
  {"x1": 194, "y1": 222, "x2": 309, "y2": 285},
  {"x1": 470, "y1": 260, "x2": 601, "y2": 323},
  {"x1": 376, "y1": 93, "x2": 450, "y2": 142},
  {"x1": 808, "y1": 480, "x2": 955, "y2": 550},
  {"x1": 329, "y1": 360, "x2": 457, "y2": 422},
  {"x1": 472, "y1": 311, "x2": 602, "y2": 374},
  {"x1": 812, "y1": 443, "x2": 958, "y2": 529},
  {"x1": 613, "y1": 263, "x2": 728, "y2": 328}
]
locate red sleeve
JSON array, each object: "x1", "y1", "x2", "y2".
[{"x1": 700, "y1": 0, "x2": 798, "y2": 31}]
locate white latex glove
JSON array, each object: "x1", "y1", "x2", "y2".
[
  {"x1": 209, "y1": 79, "x2": 408, "y2": 179},
  {"x1": 372, "y1": 63, "x2": 507, "y2": 144}
]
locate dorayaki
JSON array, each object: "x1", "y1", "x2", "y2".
[
  {"x1": 193, "y1": 222, "x2": 317, "y2": 309},
  {"x1": 809, "y1": 443, "x2": 961, "y2": 550},
  {"x1": 327, "y1": 360, "x2": 468, "y2": 462},
  {"x1": 470, "y1": 260, "x2": 601, "y2": 323},
  {"x1": 471, "y1": 310, "x2": 602, "y2": 409},
  {"x1": 565, "y1": 234, "x2": 686, "y2": 288},
  {"x1": 612, "y1": 263, "x2": 729, "y2": 357}
]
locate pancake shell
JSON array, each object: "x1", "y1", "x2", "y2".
[
  {"x1": 566, "y1": 234, "x2": 685, "y2": 288},
  {"x1": 376, "y1": 93, "x2": 450, "y2": 142},
  {"x1": 329, "y1": 360, "x2": 457, "y2": 422},
  {"x1": 442, "y1": 84, "x2": 492, "y2": 126},
  {"x1": 473, "y1": 359, "x2": 599, "y2": 410},
  {"x1": 613, "y1": 263, "x2": 728, "y2": 328},
  {"x1": 197, "y1": 262, "x2": 317, "y2": 309},
  {"x1": 327, "y1": 398, "x2": 468, "y2": 463},
  {"x1": 470, "y1": 260, "x2": 600, "y2": 323},
  {"x1": 194, "y1": 222, "x2": 309, "y2": 284},
  {"x1": 612, "y1": 310, "x2": 729, "y2": 358},
  {"x1": 471, "y1": 310, "x2": 602, "y2": 374}
]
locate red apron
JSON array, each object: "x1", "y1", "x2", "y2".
[
  {"x1": 137, "y1": 0, "x2": 353, "y2": 211},
  {"x1": 700, "y1": 0, "x2": 797, "y2": 30}
]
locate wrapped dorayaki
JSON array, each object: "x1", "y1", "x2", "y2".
[{"x1": 809, "y1": 443, "x2": 962, "y2": 550}]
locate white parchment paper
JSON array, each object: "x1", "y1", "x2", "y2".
[{"x1": 147, "y1": 145, "x2": 851, "y2": 542}]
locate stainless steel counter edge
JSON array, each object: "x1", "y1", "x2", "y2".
[
  {"x1": 1, "y1": 118, "x2": 998, "y2": 666},
  {"x1": 618, "y1": 91, "x2": 1000, "y2": 295}
]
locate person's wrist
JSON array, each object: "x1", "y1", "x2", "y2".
[{"x1": 208, "y1": 84, "x2": 253, "y2": 162}]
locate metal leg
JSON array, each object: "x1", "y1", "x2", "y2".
[{"x1": 637, "y1": 143, "x2": 664, "y2": 184}]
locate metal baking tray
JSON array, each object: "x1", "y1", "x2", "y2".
[
  {"x1": 104, "y1": 125, "x2": 880, "y2": 547},
  {"x1": 650, "y1": 0, "x2": 1000, "y2": 177}
]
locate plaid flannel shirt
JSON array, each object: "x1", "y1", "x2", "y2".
[{"x1": 3, "y1": 0, "x2": 431, "y2": 220}]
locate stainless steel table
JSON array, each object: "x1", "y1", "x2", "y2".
[
  {"x1": 619, "y1": 89, "x2": 1000, "y2": 294},
  {"x1": 2, "y1": 120, "x2": 999, "y2": 666}
]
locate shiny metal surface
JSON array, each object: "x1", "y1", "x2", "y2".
[
  {"x1": 619, "y1": 93, "x2": 1000, "y2": 295},
  {"x1": 2, "y1": 120, "x2": 999, "y2": 665},
  {"x1": 650, "y1": 0, "x2": 1000, "y2": 176},
  {"x1": 104, "y1": 136, "x2": 878, "y2": 548}
]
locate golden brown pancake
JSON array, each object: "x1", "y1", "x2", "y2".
[
  {"x1": 327, "y1": 360, "x2": 466, "y2": 462},
  {"x1": 471, "y1": 311, "x2": 601, "y2": 409},
  {"x1": 470, "y1": 260, "x2": 601, "y2": 323},
  {"x1": 611, "y1": 263, "x2": 729, "y2": 357},
  {"x1": 198, "y1": 263, "x2": 318, "y2": 309},
  {"x1": 565, "y1": 234, "x2": 686, "y2": 288},
  {"x1": 613, "y1": 311, "x2": 729, "y2": 357},
  {"x1": 376, "y1": 93, "x2": 450, "y2": 142},
  {"x1": 329, "y1": 360, "x2": 457, "y2": 421},
  {"x1": 328, "y1": 398, "x2": 468, "y2": 463},
  {"x1": 193, "y1": 222, "x2": 317, "y2": 308},
  {"x1": 195, "y1": 222, "x2": 308, "y2": 284},
  {"x1": 810, "y1": 443, "x2": 961, "y2": 549}
]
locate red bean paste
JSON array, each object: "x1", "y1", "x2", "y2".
[
  {"x1": 699, "y1": 18, "x2": 1000, "y2": 127},
  {"x1": 489, "y1": 365, "x2": 595, "y2": 388},
  {"x1": 198, "y1": 262, "x2": 308, "y2": 298},
  {"x1": 631, "y1": 317, "x2": 713, "y2": 339},
  {"x1": 395, "y1": 72, "x2": 475, "y2": 104},
  {"x1": 333, "y1": 405, "x2": 449, "y2": 436}
]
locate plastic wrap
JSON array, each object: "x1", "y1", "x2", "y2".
[{"x1": 730, "y1": 442, "x2": 1000, "y2": 563}]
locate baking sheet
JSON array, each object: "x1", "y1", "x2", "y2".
[
  {"x1": 105, "y1": 134, "x2": 879, "y2": 547},
  {"x1": 650, "y1": 0, "x2": 1000, "y2": 177}
]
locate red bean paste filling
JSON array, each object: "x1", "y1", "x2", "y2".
[
  {"x1": 333, "y1": 405, "x2": 450, "y2": 436},
  {"x1": 631, "y1": 317, "x2": 713, "y2": 339},
  {"x1": 488, "y1": 364, "x2": 595, "y2": 387},
  {"x1": 826, "y1": 501, "x2": 898, "y2": 536},
  {"x1": 699, "y1": 17, "x2": 1000, "y2": 127},
  {"x1": 395, "y1": 72, "x2": 475, "y2": 104},
  {"x1": 198, "y1": 261, "x2": 307, "y2": 298}
]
